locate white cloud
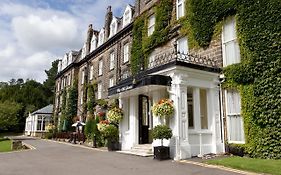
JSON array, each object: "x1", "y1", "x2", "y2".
[
  {"x1": 0, "y1": 0, "x2": 134, "y2": 83},
  {"x1": 12, "y1": 15, "x2": 80, "y2": 52}
]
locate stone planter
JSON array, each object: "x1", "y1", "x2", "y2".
[{"x1": 153, "y1": 146, "x2": 170, "y2": 160}]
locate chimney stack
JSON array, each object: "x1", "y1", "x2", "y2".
[{"x1": 104, "y1": 6, "x2": 113, "y2": 41}]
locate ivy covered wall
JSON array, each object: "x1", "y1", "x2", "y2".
[
  {"x1": 131, "y1": 0, "x2": 173, "y2": 74},
  {"x1": 186, "y1": 0, "x2": 280, "y2": 159}
]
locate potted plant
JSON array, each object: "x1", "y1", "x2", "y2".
[
  {"x1": 152, "y1": 125, "x2": 173, "y2": 160},
  {"x1": 97, "y1": 120, "x2": 119, "y2": 151}
]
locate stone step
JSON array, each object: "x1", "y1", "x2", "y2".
[{"x1": 117, "y1": 144, "x2": 154, "y2": 157}]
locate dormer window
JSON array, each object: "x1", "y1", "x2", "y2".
[
  {"x1": 123, "y1": 6, "x2": 132, "y2": 27},
  {"x1": 68, "y1": 52, "x2": 73, "y2": 64},
  {"x1": 82, "y1": 44, "x2": 87, "y2": 58},
  {"x1": 91, "y1": 35, "x2": 97, "y2": 52},
  {"x1": 109, "y1": 18, "x2": 118, "y2": 38},
  {"x1": 98, "y1": 29, "x2": 105, "y2": 46}
]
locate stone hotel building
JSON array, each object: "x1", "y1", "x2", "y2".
[{"x1": 54, "y1": 0, "x2": 244, "y2": 160}]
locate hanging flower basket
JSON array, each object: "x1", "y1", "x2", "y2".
[
  {"x1": 97, "y1": 120, "x2": 110, "y2": 133},
  {"x1": 107, "y1": 107, "x2": 124, "y2": 124},
  {"x1": 152, "y1": 99, "x2": 174, "y2": 118}
]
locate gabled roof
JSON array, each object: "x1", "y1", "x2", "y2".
[{"x1": 32, "y1": 105, "x2": 53, "y2": 115}]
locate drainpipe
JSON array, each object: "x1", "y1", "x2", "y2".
[{"x1": 218, "y1": 74, "x2": 225, "y2": 150}]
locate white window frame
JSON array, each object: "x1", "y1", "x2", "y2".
[
  {"x1": 123, "y1": 6, "x2": 132, "y2": 27},
  {"x1": 91, "y1": 35, "x2": 97, "y2": 52},
  {"x1": 98, "y1": 29, "x2": 105, "y2": 46},
  {"x1": 123, "y1": 43, "x2": 129, "y2": 63},
  {"x1": 109, "y1": 18, "x2": 118, "y2": 38},
  {"x1": 81, "y1": 70, "x2": 85, "y2": 84},
  {"x1": 80, "y1": 91, "x2": 84, "y2": 105},
  {"x1": 109, "y1": 52, "x2": 115, "y2": 70},
  {"x1": 98, "y1": 60, "x2": 103, "y2": 76},
  {"x1": 148, "y1": 52, "x2": 156, "y2": 69},
  {"x1": 68, "y1": 74, "x2": 71, "y2": 85},
  {"x1": 177, "y1": 37, "x2": 188, "y2": 59},
  {"x1": 97, "y1": 83, "x2": 102, "y2": 99},
  {"x1": 148, "y1": 14, "x2": 155, "y2": 36},
  {"x1": 222, "y1": 18, "x2": 241, "y2": 67},
  {"x1": 176, "y1": 0, "x2": 185, "y2": 19},
  {"x1": 89, "y1": 65, "x2": 94, "y2": 80},
  {"x1": 225, "y1": 90, "x2": 245, "y2": 143},
  {"x1": 109, "y1": 77, "x2": 114, "y2": 88},
  {"x1": 82, "y1": 44, "x2": 87, "y2": 58}
]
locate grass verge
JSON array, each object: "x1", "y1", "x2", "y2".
[
  {"x1": 0, "y1": 137, "x2": 12, "y2": 152},
  {"x1": 206, "y1": 156, "x2": 281, "y2": 175}
]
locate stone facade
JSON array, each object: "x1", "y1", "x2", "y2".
[{"x1": 53, "y1": 0, "x2": 235, "y2": 160}]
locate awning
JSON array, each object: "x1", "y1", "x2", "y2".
[{"x1": 108, "y1": 75, "x2": 171, "y2": 98}]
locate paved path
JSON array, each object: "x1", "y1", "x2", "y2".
[{"x1": 0, "y1": 137, "x2": 242, "y2": 175}]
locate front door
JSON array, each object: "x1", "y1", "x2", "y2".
[{"x1": 138, "y1": 95, "x2": 149, "y2": 144}]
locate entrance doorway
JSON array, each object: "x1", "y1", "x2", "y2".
[{"x1": 138, "y1": 95, "x2": 150, "y2": 144}]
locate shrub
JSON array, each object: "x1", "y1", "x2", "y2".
[
  {"x1": 152, "y1": 125, "x2": 173, "y2": 146},
  {"x1": 226, "y1": 143, "x2": 246, "y2": 157}
]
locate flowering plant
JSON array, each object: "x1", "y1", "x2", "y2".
[
  {"x1": 97, "y1": 120, "x2": 110, "y2": 133},
  {"x1": 46, "y1": 124, "x2": 55, "y2": 132},
  {"x1": 107, "y1": 107, "x2": 124, "y2": 124},
  {"x1": 152, "y1": 99, "x2": 174, "y2": 118}
]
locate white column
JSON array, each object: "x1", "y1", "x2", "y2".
[
  {"x1": 169, "y1": 74, "x2": 191, "y2": 160},
  {"x1": 209, "y1": 86, "x2": 224, "y2": 153},
  {"x1": 129, "y1": 96, "x2": 139, "y2": 146}
]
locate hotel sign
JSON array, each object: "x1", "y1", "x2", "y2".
[{"x1": 116, "y1": 85, "x2": 133, "y2": 93}]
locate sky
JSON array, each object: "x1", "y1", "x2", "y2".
[{"x1": 0, "y1": 0, "x2": 134, "y2": 83}]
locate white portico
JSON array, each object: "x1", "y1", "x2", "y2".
[{"x1": 109, "y1": 65, "x2": 224, "y2": 160}]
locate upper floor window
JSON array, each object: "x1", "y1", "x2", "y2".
[
  {"x1": 222, "y1": 18, "x2": 240, "y2": 67},
  {"x1": 109, "y1": 52, "x2": 115, "y2": 70},
  {"x1": 148, "y1": 52, "x2": 156, "y2": 69},
  {"x1": 98, "y1": 60, "x2": 103, "y2": 76},
  {"x1": 123, "y1": 6, "x2": 132, "y2": 27},
  {"x1": 177, "y1": 0, "x2": 185, "y2": 19},
  {"x1": 110, "y1": 18, "x2": 118, "y2": 38},
  {"x1": 226, "y1": 90, "x2": 245, "y2": 143},
  {"x1": 91, "y1": 35, "x2": 97, "y2": 52},
  {"x1": 81, "y1": 70, "x2": 85, "y2": 84},
  {"x1": 148, "y1": 14, "x2": 155, "y2": 36},
  {"x1": 109, "y1": 77, "x2": 115, "y2": 88},
  {"x1": 80, "y1": 91, "x2": 84, "y2": 105},
  {"x1": 68, "y1": 74, "x2": 71, "y2": 86},
  {"x1": 98, "y1": 29, "x2": 105, "y2": 46},
  {"x1": 90, "y1": 65, "x2": 94, "y2": 80},
  {"x1": 177, "y1": 37, "x2": 188, "y2": 54},
  {"x1": 97, "y1": 83, "x2": 102, "y2": 99},
  {"x1": 123, "y1": 43, "x2": 129, "y2": 63}
]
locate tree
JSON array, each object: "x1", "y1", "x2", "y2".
[
  {"x1": 43, "y1": 60, "x2": 59, "y2": 104},
  {"x1": 0, "y1": 101, "x2": 23, "y2": 131}
]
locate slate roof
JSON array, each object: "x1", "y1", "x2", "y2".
[{"x1": 32, "y1": 105, "x2": 53, "y2": 115}]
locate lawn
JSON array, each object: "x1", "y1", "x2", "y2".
[
  {"x1": 0, "y1": 137, "x2": 12, "y2": 152},
  {"x1": 206, "y1": 156, "x2": 281, "y2": 175}
]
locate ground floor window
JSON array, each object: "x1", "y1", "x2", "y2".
[
  {"x1": 187, "y1": 88, "x2": 194, "y2": 129},
  {"x1": 200, "y1": 89, "x2": 208, "y2": 129},
  {"x1": 226, "y1": 90, "x2": 245, "y2": 143}
]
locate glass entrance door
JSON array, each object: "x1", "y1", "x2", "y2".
[{"x1": 138, "y1": 95, "x2": 150, "y2": 144}]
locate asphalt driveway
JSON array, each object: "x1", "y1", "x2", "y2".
[{"x1": 0, "y1": 137, "x2": 242, "y2": 175}]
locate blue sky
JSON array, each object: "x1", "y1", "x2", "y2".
[{"x1": 0, "y1": 0, "x2": 134, "y2": 82}]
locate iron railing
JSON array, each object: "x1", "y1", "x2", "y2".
[{"x1": 119, "y1": 49, "x2": 219, "y2": 81}]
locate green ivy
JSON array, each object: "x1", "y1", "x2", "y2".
[
  {"x1": 87, "y1": 83, "x2": 96, "y2": 115},
  {"x1": 186, "y1": 0, "x2": 281, "y2": 159},
  {"x1": 131, "y1": 0, "x2": 173, "y2": 75}
]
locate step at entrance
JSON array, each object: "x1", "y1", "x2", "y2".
[{"x1": 117, "y1": 144, "x2": 153, "y2": 157}]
